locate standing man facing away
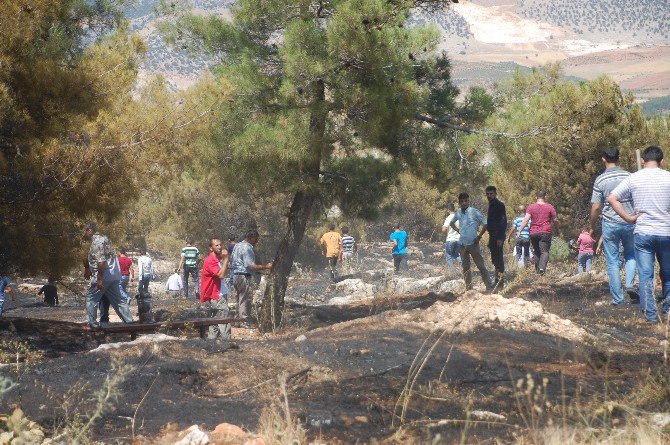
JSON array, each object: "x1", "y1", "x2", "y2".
[
  {"x1": 518, "y1": 191, "x2": 559, "y2": 275},
  {"x1": 390, "y1": 224, "x2": 409, "y2": 273},
  {"x1": 0, "y1": 275, "x2": 16, "y2": 316},
  {"x1": 230, "y1": 230, "x2": 272, "y2": 328},
  {"x1": 320, "y1": 224, "x2": 342, "y2": 280},
  {"x1": 340, "y1": 227, "x2": 356, "y2": 273},
  {"x1": 441, "y1": 202, "x2": 461, "y2": 271},
  {"x1": 589, "y1": 147, "x2": 638, "y2": 305},
  {"x1": 137, "y1": 250, "x2": 153, "y2": 296},
  {"x1": 179, "y1": 240, "x2": 200, "y2": 300},
  {"x1": 507, "y1": 205, "x2": 531, "y2": 268},
  {"x1": 485, "y1": 186, "x2": 508, "y2": 287},
  {"x1": 82, "y1": 223, "x2": 133, "y2": 327},
  {"x1": 38, "y1": 277, "x2": 58, "y2": 307},
  {"x1": 117, "y1": 247, "x2": 134, "y2": 302},
  {"x1": 200, "y1": 238, "x2": 231, "y2": 339},
  {"x1": 450, "y1": 193, "x2": 494, "y2": 291},
  {"x1": 609, "y1": 146, "x2": 670, "y2": 323}
]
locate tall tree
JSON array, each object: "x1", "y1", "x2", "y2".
[{"x1": 160, "y1": 0, "x2": 461, "y2": 331}]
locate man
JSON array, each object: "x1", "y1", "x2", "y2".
[
  {"x1": 0, "y1": 275, "x2": 16, "y2": 316},
  {"x1": 609, "y1": 146, "x2": 670, "y2": 323},
  {"x1": 100, "y1": 246, "x2": 134, "y2": 322},
  {"x1": 441, "y1": 202, "x2": 461, "y2": 271},
  {"x1": 38, "y1": 277, "x2": 59, "y2": 307},
  {"x1": 137, "y1": 250, "x2": 153, "y2": 296},
  {"x1": 178, "y1": 240, "x2": 200, "y2": 300},
  {"x1": 590, "y1": 147, "x2": 638, "y2": 306},
  {"x1": 165, "y1": 269, "x2": 183, "y2": 298},
  {"x1": 200, "y1": 238, "x2": 231, "y2": 339},
  {"x1": 390, "y1": 225, "x2": 409, "y2": 273},
  {"x1": 320, "y1": 224, "x2": 342, "y2": 280},
  {"x1": 340, "y1": 227, "x2": 356, "y2": 273},
  {"x1": 517, "y1": 191, "x2": 559, "y2": 275},
  {"x1": 82, "y1": 223, "x2": 133, "y2": 327},
  {"x1": 484, "y1": 186, "x2": 507, "y2": 286},
  {"x1": 450, "y1": 193, "x2": 493, "y2": 290},
  {"x1": 507, "y1": 205, "x2": 531, "y2": 268},
  {"x1": 230, "y1": 230, "x2": 272, "y2": 328}
]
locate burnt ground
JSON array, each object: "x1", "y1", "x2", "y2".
[{"x1": 1, "y1": 244, "x2": 670, "y2": 444}]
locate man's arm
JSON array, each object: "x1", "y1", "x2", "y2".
[
  {"x1": 83, "y1": 257, "x2": 91, "y2": 280},
  {"x1": 217, "y1": 251, "x2": 229, "y2": 279},
  {"x1": 177, "y1": 255, "x2": 185, "y2": 273},
  {"x1": 506, "y1": 223, "x2": 516, "y2": 243},
  {"x1": 96, "y1": 261, "x2": 105, "y2": 290},
  {"x1": 589, "y1": 203, "x2": 603, "y2": 237},
  {"x1": 5, "y1": 286, "x2": 15, "y2": 301},
  {"x1": 55, "y1": 288, "x2": 58, "y2": 305},
  {"x1": 129, "y1": 263, "x2": 135, "y2": 283},
  {"x1": 596, "y1": 235, "x2": 604, "y2": 255},
  {"x1": 607, "y1": 193, "x2": 639, "y2": 223},
  {"x1": 38, "y1": 286, "x2": 44, "y2": 295}
]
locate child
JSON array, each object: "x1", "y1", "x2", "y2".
[
  {"x1": 340, "y1": 227, "x2": 356, "y2": 273},
  {"x1": 576, "y1": 228, "x2": 595, "y2": 273}
]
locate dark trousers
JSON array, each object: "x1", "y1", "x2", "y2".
[
  {"x1": 488, "y1": 239, "x2": 505, "y2": 274},
  {"x1": 183, "y1": 267, "x2": 199, "y2": 299},
  {"x1": 530, "y1": 233, "x2": 552, "y2": 272},
  {"x1": 99, "y1": 295, "x2": 110, "y2": 322},
  {"x1": 393, "y1": 254, "x2": 408, "y2": 272},
  {"x1": 516, "y1": 238, "x2": 531, "y2": 260}
]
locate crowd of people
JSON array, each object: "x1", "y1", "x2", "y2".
[{"x1": 1, "y1": 146, "x2": 668, "y2": 331}]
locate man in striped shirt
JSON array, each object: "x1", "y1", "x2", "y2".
[
  {"x1": 507, "y1": 205, "x2": 531, "y2": 268},
  {"x1": 609, "y1": 146, "x2": 670, "y2": 323},
  {"x1": 589, "y1": 147, "x2": 638, "y2": 306},
  {"x1": 179, "y1": 240, "x2": 200, "y2": 299},
  {"x1": 340, "y1": 226, "x2": 356, "y2": 272}
]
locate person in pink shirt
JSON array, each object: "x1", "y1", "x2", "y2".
[
  {"x1": 576, "y1": 227, "x2": 595, "y2": 273},
  {"x1": 517, "y1": 191, "x2": 559, "y2": 275}
]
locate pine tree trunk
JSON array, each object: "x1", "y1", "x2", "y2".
[
  {"x1": 258, "y1": 79, "x2": 326, "y2": 333},
  {"x1": 258, "y1": 190, "x2": 314, "y2": 332}
]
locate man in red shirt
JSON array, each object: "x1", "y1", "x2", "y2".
[
  {"x1": 200, "y1": 238, "x2": 231, "y2": 339},
  {"x1": 517, "y1": 191, "x2": 559, "y2": 275}
]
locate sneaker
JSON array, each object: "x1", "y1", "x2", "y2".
[
  {"x1": 88, "y1": 322, "x2": 101, "y2": 328},
  {"x1": 538, "y1": 269, "x2": 546, "y2": 275},
  {"x1": 625, "y1": 287, "x2": 640, "y2": 303}
]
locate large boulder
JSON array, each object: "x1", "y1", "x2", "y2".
[{"x1": 328, "y1": 279, "x2": 377, "y2": 305}]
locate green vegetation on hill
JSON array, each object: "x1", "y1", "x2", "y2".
[{"x1": 641, "y1": 95, "x2": 670, "y2": 116}]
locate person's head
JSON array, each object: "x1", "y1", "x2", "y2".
[
  {"x1": 174, "y1": 268, "x2": 179, "y2": 274},
  {"x1": 458, "y1": 192, "x2": 469, "y2": 210},
  {"x1": 185, "y1": 238, "x2": 193, "y2": 246},
  {"x1": 227, "y1": 236, "x2": 236, "y2": 244},
  {"x1": 82, "y1": 222, "x2": 96, "y2": 240},
  {"x1": 642, "y1": 145, "x2": 664, "y2": 166},
  {"x1": 485, "y1": 185, "x2": 497, "y2": 201},
  {"x1": 341, "y1": 226, "x2": 349, "y2": 235},
  {"x1": 602, "y1": 146, "x2": 620, "y2": 164},
  {"x1": 517, "y1": 205, "x2": 525, "y2": 214},
  {"x1": 119, "y1": 246, "x2": 126, "y2": 255},
  {"x1": 394, "y1": 224, "x2": 402, "y2": 232},
  {"x1": 47, "y1": 276, "x2": 54, "y2": 283},
  {"x1": 328, "y1": 223, "x2": 336, "y2": 231},
  {"x1": 245, "y1": 229, "x2": 260, "y2": 245},
  {"x1": 446, "y1": 202, "x2": 455, "y2": 212},
  {"x1": 536, "y1": 190, "x2": 547, "y2": 200},
  {"x1": 209, "y1": 238, "x2": 223, "y2": 257}
]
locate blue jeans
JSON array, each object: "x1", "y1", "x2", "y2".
[
  {"x1": 444, "y1": 241, "x2": 461, "y2": 267},
  {"x1": 183, "y1": 267, "x2": 199, "y2": 299},
  {"x1": 577, "y1": 253, "x2": 593, "y2": 273},
  {"x1": 119, "y1": 275, "x2": 130, "y2": 302},
  {"x1": 602, "y1": 221, "x2": 636, "y2": 304},
  {"x1": 87, "y1": 279, "x2": 133, "y2": 325},
  {"x1": 634, "y1": 233, "x2": 670, "y2": 323},
  {"x1": 137, "y1": 276, "x2": 150, "y2": 295}
]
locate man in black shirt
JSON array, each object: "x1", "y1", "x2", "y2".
[
  {"x1": 485, "y1": 186, "x2": 508, "y2": 288},
  {"x1": 38, "y1": 277, "x2": 59, "y2": 307}
]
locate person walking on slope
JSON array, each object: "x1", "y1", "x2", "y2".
[
  {"x1": 100, "y1": 246, "x2": 134, "y2": 322},
  {"x1": 137, "y1": 250, "x2": 153, "y2": 296},
  {"x1": 589, "y1": 147, "x2": 638, "y2": 305},
  {"x1": 179, "y1": 240, "x2": 200, "y2": 300},
  {"x1": 340, "y1": 227, "x2": 356, "y2": 273},
  {"x1": 507, "y1": 205, "x2": 531, "y2": 268},
  {"x1": 38, "y1": 277, "x2": 59, "y2": 307},
  {"x1": 441, "y1": 202, "x2": 461, "y2": 271},
  {"x1": 609, "y1": 146, "x2": 670, "y2": 324},
  {"x1": 450, "y1": 193, "x2": 494, "y2": 291},
  {"x1": 517, "y1": 191, "x2": 559, "y2": 275},
  {"x1": 320, "y1": 224, "x2": 342, "y2": 280},
  {"x1": 0, "y1": 275, "x2": 16, "y2": 316},
  {"x1": 484, "y1": 186, "x2": 507, "y2": 287},
  {"x1": 200, "y1": 238, "x2": 231, "y2": 339},
  {"x1": 390, "y1": 224, "x2": 409, "y2": 273},
  {"x1": 82, "y1": 223, "x2": 133, "y2": 327}
]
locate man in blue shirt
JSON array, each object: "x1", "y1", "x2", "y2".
[
  {"x1": 450, "y1": 193, "x2": 494, "y2": 291},
  {"x1": 390, "y1": 225, "x2": 408, "y2": 273}
]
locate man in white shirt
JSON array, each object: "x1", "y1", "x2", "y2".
[
  {"x1": 137, "y1": 251, "x2": 153, "y2": 296},
  {"x1": 608, "y1": 145, "x2": 670, "y2": 323},
  {"x1": 165, "y1": 269, "x2": 183, "y2": 298},
  {"x1": 441, "y1": 202, "x2": 461, "y2": 271}
]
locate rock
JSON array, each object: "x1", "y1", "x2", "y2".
[
  {"x1": 432, "y1": 251, "x2": 444, "y2": 258},
  {"x1": 354, "y1": 415, "x2": 369, "y2": 423},
  {"x1": 307, "y1": 412, "x2": 333, "y2": 428},
  {"x1": 470, "y1": 410, "x2": 507, "y2": 421},
  {"x1": 295, "y1": 334, "x2": 308, "y2": 342},
  {"x1": 213, "y1": 422, "x2": 246, "y2": 438},
  {"x1": 244, "y1": 438, "x2": 266, "y2": 445},
  {"x1": 390, "y1": 276, "x2": 446, "y2": 294},
  {"x1": 650, "y1": 413, "x2": 670, "y2": 428},
  {"x1": 174, "y1": 425, "x2": 209, "y2": 445},
  {"x1": 406, "y1": 246, "x2": 424, "y2": 259},
  {"x1": 329, "y1": 279, "x2": 376, "y2": 304},
  {"x1": 438, "y1": 279, "x2": 466, "y2": 294}
]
